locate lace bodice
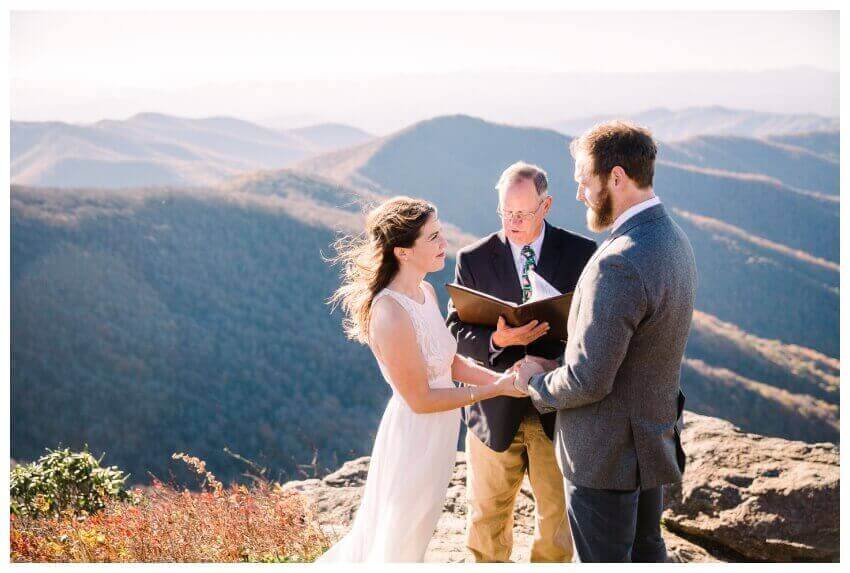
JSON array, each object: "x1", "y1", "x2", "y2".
[{"x1": 371, "y1": 282, "x2": 458, "y2": 390}]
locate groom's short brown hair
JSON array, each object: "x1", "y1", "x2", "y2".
[{"x1": 570, "y1": 121, "x2": 657, "y2": 189}]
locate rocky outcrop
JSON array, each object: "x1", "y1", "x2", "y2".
[
  {"x1": 282, "y1": 412, "x2": 839, "y2": 563},
  {"x1": 663, "y1": 412, "x2": 840, "y2": 562}
]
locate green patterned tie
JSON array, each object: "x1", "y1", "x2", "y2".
[{"x1": 520, "y1": 245, "x2": 537, "y2": 303}]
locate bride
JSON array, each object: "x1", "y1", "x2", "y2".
[{"x1": 320, "y1": 196, "x2": 522, "y2": 562}]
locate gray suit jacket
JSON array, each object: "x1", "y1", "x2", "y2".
[{"x1": 527, "y1": 203, "x2": 697, "y2": 491}]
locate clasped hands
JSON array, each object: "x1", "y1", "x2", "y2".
[{"x1": 500, "y1": 355, "x2": 559, "y2": 397}]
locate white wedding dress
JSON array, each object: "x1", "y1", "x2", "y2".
[{"x1": 318, "y1": 282, "x2": 462, "y2": 562}]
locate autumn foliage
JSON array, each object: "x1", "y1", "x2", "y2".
[{"x1": 10, "y1": 452, "x2": 329, "y2": 563}]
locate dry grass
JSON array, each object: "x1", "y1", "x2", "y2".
[{"x1": 10, "y1": 452, "x2": 330, "y2": 563}]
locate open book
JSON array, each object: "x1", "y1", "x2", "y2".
[{"x1": 445, "y1": 271, "x2": 573, "y2": 342}]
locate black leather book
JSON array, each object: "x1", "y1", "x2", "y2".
[{"x1": 445, "y1": 283, "x2": 573, "y2": 342}]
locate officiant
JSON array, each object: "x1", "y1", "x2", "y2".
[{"x1": 446, "y1": 161, "x2": 596, "y2": 563}]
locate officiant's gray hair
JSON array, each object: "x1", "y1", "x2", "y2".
[{"x1": 495, "y1": 161, "x2": 549, "y2": 198}]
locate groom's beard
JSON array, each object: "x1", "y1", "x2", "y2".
[{"x1": 585, "y1": 183, "x2": 615, "y2": 233}]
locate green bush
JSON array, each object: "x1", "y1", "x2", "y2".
[{"x1": 10, "y1": 445, "x2": 135, "y2": 518}]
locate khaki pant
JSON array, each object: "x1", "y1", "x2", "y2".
[{"x1": 465, "y1": 415, "x2": 573, "y2": 563}]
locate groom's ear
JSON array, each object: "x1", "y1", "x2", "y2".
[{"x1": 611, "y1": 166, "x2": 627, "y2": 189}]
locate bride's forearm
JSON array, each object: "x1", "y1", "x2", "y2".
[
  {"x1": 451, "y1": 354, "x2": 502, "y2": 386},
  {"x1": 413, "y1": 378, "x2": 507, "y2": 414}
]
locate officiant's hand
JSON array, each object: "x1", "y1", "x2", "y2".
[{"x1": 492, "y1": 316, "x2": 549, "y2": 348}]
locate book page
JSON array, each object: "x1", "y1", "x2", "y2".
[{"x1": 526, "y1": 269, "x2": 562, "y2": 303}]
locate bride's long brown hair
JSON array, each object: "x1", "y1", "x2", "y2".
[{"x1": 327, "y1": 196, "x2": 436, "y2": 344}]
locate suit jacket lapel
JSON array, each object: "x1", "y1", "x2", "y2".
[
  {"x1": 581, "y1": 235, "x2": 614, "y2": 278},
  {"x1": 575, "y1": 238, "x2": 608, "y2": 293},
  {"x1": 533, "y1": 220, "x2": 561, "y2": 284},
  {"x1": 493, "y1": 230, "x2": 524, "y2": 304}
]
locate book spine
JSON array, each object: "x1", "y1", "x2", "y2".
[{"x1": 515, "y1": 306, "x2": 529, "y2": 325}]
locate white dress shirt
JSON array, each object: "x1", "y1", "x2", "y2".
[{"x1": 489, "y1": 224, "x2": 546, "y2": 361}]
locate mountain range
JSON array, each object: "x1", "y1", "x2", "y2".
[
  {"x1": 552, "y1": 106, "x2": 840, "y2": 141},
  {"x1": 10, "y1": 112, "x2": 840, "y2": 486},
  {"x1": 11, "y1": 106, "x2": 838, "y2": 192},
  {"x1": 11, "y1": 114, "x2": 373, "y2": 188},
  {"x1": 13, "y1": 67, "x2": 839, "y2": 133}
]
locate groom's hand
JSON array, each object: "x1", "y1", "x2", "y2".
[
  {"x1": 492, "y1": 316, "x2": 550, "y2": 348},
  {"x1": 523, "y1": 355, "x2": 559, "y2": 372},
  {"x1": 511, "y1": 358, "x2": 546, "y2": 394}
]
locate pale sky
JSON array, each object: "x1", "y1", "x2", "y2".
[
  {"x1": 12, "y1": 11, "x2": 838, "y2": 83},
  {"x1": 9, "y1": 10, "x2": 840, "y2": 130}
]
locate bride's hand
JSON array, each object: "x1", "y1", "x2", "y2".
[
  {"x1": 494, "y1": 371, "x2": 527, "y2": 398},
  {"x1": 515, "y1": 360, "x2": 546, "y2": 392}
]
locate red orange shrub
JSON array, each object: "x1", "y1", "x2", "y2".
[{"x1": 10, "y1": 453, "x2": 329, "y2": 562}]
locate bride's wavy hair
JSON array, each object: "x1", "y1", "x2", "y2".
[{"x1": 327, "y1": 196, "x2": 436, "y2": 344}]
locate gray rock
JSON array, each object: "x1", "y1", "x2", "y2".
[
  {"x1": 282, "y1": 446, "x2": 719, "y2": 562},
  {"x1": 321, "y1": 456, "x2": 371, "y2": 487},
  {"x1": 282, "y1": 413, "x2": 840, "y2": 562},
  {"x1": 662, "y1": 412, "x2": 839, "y2": 562}
]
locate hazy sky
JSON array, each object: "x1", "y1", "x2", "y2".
[
  {"x1": 12, "y1": 11, "x2": 838, "y2": 82},
  {"x1": 10, "y1": 10, "x2": 840, "y2": 130}
]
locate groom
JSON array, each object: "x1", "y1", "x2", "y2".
[
  {"x1": 447, "y1": 161, "x2": 596, "y2": 562},
  {"x1": 510, "y1": 121, "x2": 697, "y2": 562}
]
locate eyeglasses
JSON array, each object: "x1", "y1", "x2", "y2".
[{"x1": 496, "y1": 197, "x2": 547, "y2": 223}]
